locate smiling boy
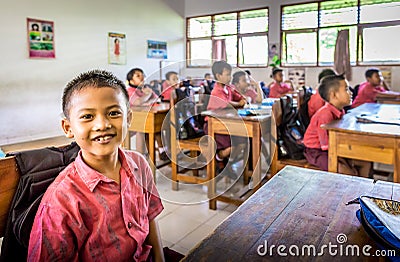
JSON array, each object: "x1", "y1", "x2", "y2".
[{"x1": 28, "y1": 70, "x2": 164, "y2": 261}]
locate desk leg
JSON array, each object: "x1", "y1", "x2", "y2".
[
  {"x1": 328, "y1": 131, "x2": 338, "y2": 173},
  {"x1": 148, "y1": 133, "x2": 156, "y2": 183},
  {"x1": 394, "y1": 138, "x2": 400, "y2": 183},
  {"x1": 208, "y1": 120, "x2": 217, "y2": 210},
  {"x1": 252, "y1": 123, "x2": 261, "y2": 190}
]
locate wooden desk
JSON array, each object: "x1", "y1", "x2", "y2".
[
  {"x1": 203, "y1": 108, "x2": 271, "y2": 210},
  {"x1": 322, "y1": 103, "x2": 400, "y2": 183},
  {"x1": 376, "y1": 91, "x2": 400, "y2": 104},
  {"x1": 184, "y1": 166, "x2": 400, "y2": 261},
  {"x1": 124, "y1": 103, "x2": 169, "y2": 179}
]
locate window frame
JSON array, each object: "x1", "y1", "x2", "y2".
[
  {"x1": 281, "y1": 0, "x2": 400, "y2": 67},
  {"x1": 186, "y1": 7, "x2": 269, "y2": 68}
]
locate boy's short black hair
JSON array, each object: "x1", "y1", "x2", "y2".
[
  {"x1": 232, "y1": 71, "x2": 246, "y2": 85},
  {"x1": 204, "y1": 73, "x2": 211, "y2": 78},
  {"x1": 212, "y1": 60, "x2": 231, "y2": 80},
  {"x1": 126, "y1": 68, "x2": 144, "y2": 82},
  {"x1": 272, "y1": 67, "x2": 283, "y2": 77},
  {"x1": 165, "y1": 71, "x2": 178, "y2": 81},
  {"x1": 62, "y1": 69, "x2": 129, "y2": 119},
  {"x1": 318, "y1": 74, "x2": 346, "y2": 102},
  {"x1": 244, "y1": 70, "x2": 251, "y2": 75},
  {"x1": 365, "y1": 68, "x2": 380, "y2": 79},
  {"x1": 318, "y1": 69, "x2": 336, "y2": 83}
]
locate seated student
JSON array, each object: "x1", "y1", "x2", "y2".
[
  {"x1": 161, "y1": 71, "x2": 180, "y2": 102},
  {"x1": 303, "y1": 74, "x2": 371, "y2": 177},
  {"x1": 126, "y1": 68, "x2": 168, "y2": 160},
  {"x1": 149, "y1": 80, "x2": 161, "y2": 96},
  {"x1": 202, "y1": 73, "x2": 215, "y2": 94},
  {"x1": 28, "y1": 70, "x2": 165, "y2": 261},
  {"x1": 205, "y1": 61, "x2": 247, "y2": 174},
  {"x1": 351, "y1": 68, "x2": 390, "y2": 108},
  {"x1": 268, "y1": 68, "x2": 293, "y2": 98},
  {"x1": 307, "y1": 69, "x2": 336, "y2": 118},
  {"x1": 232, "y1": 71, "x2": 263, "y2": 103}
]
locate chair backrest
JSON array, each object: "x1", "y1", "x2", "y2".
[{"x1": 0, "y1": 156, "x2": 19, "y2": 238}]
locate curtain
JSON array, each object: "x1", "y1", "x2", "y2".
[
  {"x1": 334, "y1": 29, "x2": 352, "y2": 81},
  {"x1": 212, "y1": 39, "x2": 227, "y2": 61}
]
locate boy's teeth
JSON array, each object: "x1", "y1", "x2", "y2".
[{"x1": 97, "y1": 136, "x2": 111, "y2": 141}]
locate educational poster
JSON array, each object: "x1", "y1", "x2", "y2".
[
  {"x1": 147, "y1": 40, "x2": 167, "y2": 59},
  {"x1": 27, "y1": 18, "x2": 55, "y2": 58},
  {"x1": 380, "y1": 67, "x2": 392, "y2": 88},
  {"x1": 288, "y1": 68, "x2": 306, "y2": 89},
  {"x1": 268, "y1": 42, "x2": 280, "y2": 67},
  {"x1": 108, "y1": 32, "x2": 126, "y2": 65}
]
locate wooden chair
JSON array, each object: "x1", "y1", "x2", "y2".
[
  {"x1": 269, "y1": 97, "x2": 320, "y2": 176},
  {"x1": 169, "y1": 90, "x2": 210, "y2": 190},
  {"x1": 0, "y1": 156, "x2": 19, "y2": 238}
]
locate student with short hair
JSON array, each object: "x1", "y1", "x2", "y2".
[
  {"x1": 268, "y1": 68, "x2": 293, "y2": 98},
  {"x1": 307, "y1": 68, "x2": 336, "y2": 118},
  {"x1": 205, "y1": 61, "x2": 247, "y2": 175},
  {"x1": 232, "y1": 71, "x2": 263, "y2": 103},
  {"x1": 161, "y1": 71, "x2": 179, "y2": 102},
  {"x1": 303, "y1": 74, "x2": 371, "y2": 177},
  {"x1": 351, "y1": 68, "x2": 390, "y2": 108},
  {"x1": 126, "y1": 67, "x2": 158, "y2": 106},
  {"x1": 28, "y1": 70, "x2": 165, "y2": 261}
]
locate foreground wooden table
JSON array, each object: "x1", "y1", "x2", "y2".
[
  {"x1": 184, "y1": 166, "x2": 400, "y2": 261},
  {"x1": 124, "y1": 103, "x2": 170, "y2": 179},
  {"x1": 323, "y1": 103, "x2": 400, "y2": 183},
  {"x1": 203, "y1": 108, "x2": 271, "y2": 210}
]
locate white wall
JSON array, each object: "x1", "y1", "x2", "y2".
[
  {"x1": 0, "y1": 0, "x2": 185, "y2": 145},
  {"x1": 184, "y1": 0, "x2": 400, "y2": 91}
]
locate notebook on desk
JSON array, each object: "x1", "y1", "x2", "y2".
[{"x1": 356, "y1": 113, "x2": 400, "y2": 126}]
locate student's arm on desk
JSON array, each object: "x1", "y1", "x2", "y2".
[
  {"x1": 229, "y1": 98, "x2": 246, "y2": 108},
  {"x1": 130, "y1": 88, "x2": 157, "y2": 106},
  {"x1": 250, "y1": 79, "x2": 264, "y2": 103},
  {"x1": 146, "y1": 219, "x2": 165, "y2": 262}
]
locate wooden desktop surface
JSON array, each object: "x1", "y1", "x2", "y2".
[
  {"x1": 322, "y1": 103, "x2": 400, "y2": 183},
  {"x1": 184, "y1": 165, "x2": 400, "y2": 261}
]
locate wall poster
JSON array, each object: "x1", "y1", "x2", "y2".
[
  {"x1": 108, "y1": 32, "x2": 126, "y2": 65},
  {"x1": 147, "y1": 40, "x2": 167, "y2": 59},
  {"x1": 27, "y1": 18, "x2": 55, "y2": 58}
]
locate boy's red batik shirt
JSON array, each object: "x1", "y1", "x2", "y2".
[
  {"x1": 351, "y1": 81, "x2": 385, "y2": 108},
  {"x1": 28, "y1": 149, "x2": 163, "y2": 262}
]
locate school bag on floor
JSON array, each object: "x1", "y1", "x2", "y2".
[{"x1": 356, "y1": 195, "x2": 400, "y2": 261}]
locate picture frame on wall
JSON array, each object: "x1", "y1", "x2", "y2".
[
  {"x1": 108, "y1": 32, "x2": 126, "y2": 65},
  {"x1": 147, "y1": 40, "x2": 167, "y2": 59},
  {"x1": 27, "y1": 18, "x2": 55, "y2": 58}
]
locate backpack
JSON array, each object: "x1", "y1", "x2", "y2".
[
  {"x1": 277, "y1": 95, "x2": 305, "y2": 160},
  {"x1": 174, "y1": 88, "x2": 204, "y2": 140},
  {"x1": 296, "y1": 86, "x2": 314, "y2": 134}
]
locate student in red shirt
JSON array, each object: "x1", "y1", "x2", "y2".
[
  {"x1": 268, "y1": 68, "x2": 293, "y2": 98},
  {"x1": 307, "y1": 69, "x2": 336, "y2": 118},
  {"x1": 232, "y1": 71, "x2": 263, "y2": 103},
  {"x1": 205, "y1": 61, "x2": 247, "y2": 177},
  {"x1": 161, "y1": 71, "x2": 180, "y2": 102},
  {"x1": 28, "y1": 70, "x2": 165, "y2": 261},
  {"x1": 303, "y1": 74, "x2": 371, "y2": 177},
  {"x1": 351, "y1": 68, "x2": 390, "y2": 108}
]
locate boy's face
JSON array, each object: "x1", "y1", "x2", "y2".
[
  {"x1": 368, "y1": 72, "x2": 383, "y2": 86},
  {"x1": 129, "y1": 71, "x2": 145, "y2": 87},
  {"x1": 216, "y1": 68, "x2": 232, "y2": 85},
  {"x1": 62, "y1": 86, "x2": 132, "y2": 161},
  {"x1": 333, "y1": 79, "x2": 352, "y2": 108},
  {"x1": 236, "y1": 75, "x2": 250, "y2": 91},
  {"x1": 274, "y1": 71, "x2": 283, "y2": 83},
  {"x1": 166, "y1": 73, "x2": 179, "y2": 87}
]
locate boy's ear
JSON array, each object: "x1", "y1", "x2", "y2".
[
  {"x1": 61, "y1": 118, "x2": 74, "y2": 138},
  {"x1": 126, "y1": 109, "x2": 133, "y2": 127}
]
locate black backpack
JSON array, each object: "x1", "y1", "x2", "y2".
[
  {"x1": 277, "y1": 95, "x2": 305, "y2": 160},
  {"x1": 296, "y1": 86, "x2": 314, "y2": 134}
]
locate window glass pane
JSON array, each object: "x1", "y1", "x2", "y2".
[
  {"x1": 319, "y1": 26, "x2": 357, "y2": 65},
  {"x1": 283, "y1": 32, "x2": 317, "y2": 65},
  {"x1": 240, "y1": 9, "x2": 268, "y2": 34},
  {"x1": 362, "y1": 25, "x2": 400, "y2": 63},
  {"x1": 214, "y1": 36, "x2": 237, "y2": 65},
  {"x1": 189, "y1": 40, "x2": 212, "y2": 65},
  {"x1": 282, "y1": 3, "x2": 318, "y2": 30},
  {"x1": 214, "y1": 13, "x2": 237, "y2": 36},
  {"x1": 188, "y1": 16, "x2": 211, "y2": 38},
  {"x1": 360, "y1": 0, "x2": 400, "y2": 23},
  {"x1": 239, "y1": 35, "x2": 268, "y2": 66},
  {"x1": 320, "y1": 0, "x2": 358, "y2": 26}
]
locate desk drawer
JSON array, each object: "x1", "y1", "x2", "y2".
[
  {"x1": 210, "y1": 118, "x2": 255, "y2": 137},
  {"x1": 335, "y1": 133, "x2": 395, "y2": 164}
]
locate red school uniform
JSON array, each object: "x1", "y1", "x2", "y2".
[
  {"x1": 161, "y1": 80, "x2": 174, "y2": 101},
  {"x1": 269, "y1": 81, "x2": 291, "y2": 98},
  {"x1": 351, "y1": 81, "x2": 385, "y2": 108},
  {"x1": 28, "y1": 149, "x2": 163, "y2": 262},
  {"x1": 307, "y1": 91, "x2": 326, "y2": 118},
  {"x1": 127, "y1": 86, "x2": 158, "y2": 105}
]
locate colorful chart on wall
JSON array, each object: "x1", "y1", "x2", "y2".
[
  {"x1": 147, "y1": 40, "x2": 167, "y2": 59},
  {"x1": 108, "y1": 32, "x2": 126, "y2": 65},
  {"x1": 27, "y1": 18, "x2": 55, "y2": 58}
]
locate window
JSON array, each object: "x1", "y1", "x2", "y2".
[
  {"x1": 281, "y1": 0, "x2": 400, "y2": 66},
  {"x1": 187, "y1": 8, "x2": 268, "y2": 67}
]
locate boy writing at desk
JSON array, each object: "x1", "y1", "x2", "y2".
[
  {"x1": 28, "y1": 70, "x2": 165, "y2": 261},
  {"x1": 303, "y1": 74, "x2": 371, "y2": 177}
]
